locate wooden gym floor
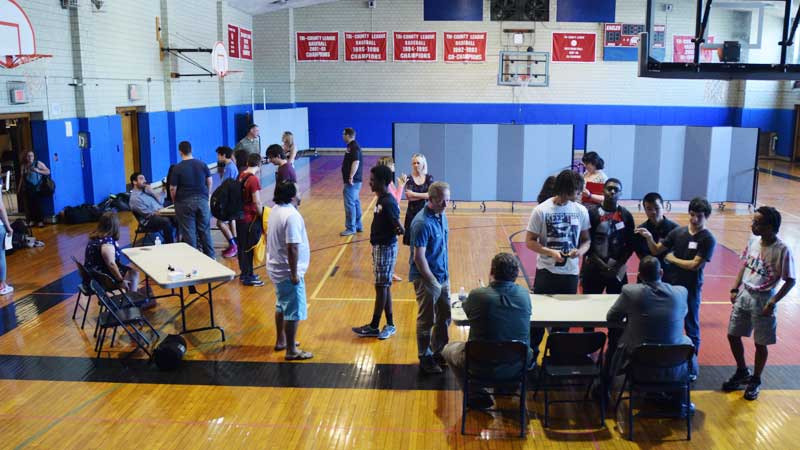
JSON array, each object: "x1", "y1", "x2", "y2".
[{"x1": 0, "y1": 156, "x2": 799, "y2": 449}]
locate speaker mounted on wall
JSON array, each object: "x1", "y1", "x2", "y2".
[{"x1": 491, "y1": 0, "x2": 549, "y2": 22}]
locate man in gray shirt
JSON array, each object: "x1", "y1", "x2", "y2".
[
  {"x1": 234, "y1": 124, "x2": 261, "y2": 156},
  {"x1": 129, "y1": 172, "x2": 175, "y2": 243}
]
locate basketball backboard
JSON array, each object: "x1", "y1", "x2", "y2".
[
  {"x1": 640, "y1": 0, "x2": 800, "y2": 80},
  {"x1": 498, "y1": 50, "x2": 550, "y2": 86},
  {"x1": 0, "y1": 0, "x2": 51, "y2": 68}
]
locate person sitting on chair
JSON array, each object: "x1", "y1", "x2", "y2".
[
  {"x1": 442, "y1": 253, "x2": 532, "y2": 410},
  {"x1": 606, "y1": 256, "x2": 693, "y2": 393},
  {"x1": 129, "y1": 172, "x2": 175, "y2": 244}
]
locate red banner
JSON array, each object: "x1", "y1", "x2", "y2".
[
  {"x1": 227, "y1": 24, "x2": 240, "y2": 58},
  {"x1": 552, "y1": 32, "x2": 596, "y2": 62},
  {"x1": 239, "y1": 28, "x2": 252, "y2": 60},
  {"x1": 393, "y1": 32, "x2": 437, "y2": 62},
  {"x1": 296, "y1": 32, "x2": 339, "y2": 61},
  {"x1": 344, "y1": 32, "x2": 387, "y2": 62},
  {"x1": 673, "y1": 35, "x2": 715, "y2": 63},
  {"x1": 443, "y1": 32, "x2": 486, "y2": 63}
]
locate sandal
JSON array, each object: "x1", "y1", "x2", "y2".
[
  {"x1": 285, "y1": 350, "x2": 313, "y2": 361},
  {"x1": 274, "y1": 342, "x2": 300, "y2": 351}
]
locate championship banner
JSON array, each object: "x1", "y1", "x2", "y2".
[
  {"x1": 673, "y1": 35, "x2": 715, "y2": 63},
  {"x1": 443, "y1": 32, "x2": 486, "y2": 63},
  {"x1": 227, "y1": 24, "x2": 240, "y2": 58},
  {"x1": 239, "y1": 27, "x2": 252, "y2": 60},
  {"x1": 296, "y1": 32, "x2": 339, "y2": 61},
  {"x1": 393, "y1": 32, "x2": 437, "y2": 62},
  {"x1": 552, "y1": 32, "x2": 596, "y2": 63},
  {"x1": 344, "y1": 32, "x2": 387, "y2": 62}
]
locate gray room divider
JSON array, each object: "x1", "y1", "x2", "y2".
[
  {"x1": 393, "y1": 123, "x2": 574, "y2": 202},
  {"x1": 585, "y1": 125, "x2": 758, "y2": 204}
]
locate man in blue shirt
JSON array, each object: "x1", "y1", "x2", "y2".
[
  {"x1": 442, "y1": 253, "x2": 532, "y2": 409},
  {"x1": 129, "y1": 172, "x2": 175, "y2": 243},
  {"x1": 409, "y1": 181, "x2": 451, "y2": 374}
]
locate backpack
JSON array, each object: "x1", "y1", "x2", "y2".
[
  {"x1": 210, "y1": 173, "x2": 254, "y2": 221},
  {"x1": 153, "y1": 334, "x2": 187, "y2": 371},
  {"x1": 10, "y1": 219, "x2": 31, "y2": 250},
  {"x1": 63, "y1": 204, "x2": 101, "y2": 224}
]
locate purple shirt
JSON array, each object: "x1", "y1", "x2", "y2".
[{"x1": 276, "y1": 162, "x2": 297, "y2": 184}]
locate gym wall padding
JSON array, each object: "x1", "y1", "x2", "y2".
[
  {"x1": 393, "y1": 123, "x2": 573, "y2": 202},
  {"x1": 586, "y1": 125, "x2": 758, "y2": 204}
]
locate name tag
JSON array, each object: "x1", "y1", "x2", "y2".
[
  {"x1": 688, "y1": 241, "x2": 698, "y2": 250},
  {"x1": 615, "y1": 222, "x2": 625, "y2": 231},
  {"x1": 570, "y1": 217, "x2": 579, "y2": 226}
]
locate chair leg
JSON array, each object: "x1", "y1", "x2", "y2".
[
  {"x1": 81, "y1": 294, "x2": 92, "y2": 329},
  {"x1": 110, "y1": 326, "x2": 117, "y2": 347},
  {"x1": 72, "y1": 291, "x2": 83, "y2": 320},
  {"x1": 93, "y1": 304, "x2": 105, "y2": 337},
  {"x1": 599, "y1": 379, "x2": 606, "y2": 427},
  {"x1": 520, "y1": 375, "x2": 527, "y2": 437},
  {"x1": 461, "y1": 376, "x2": 469, "y2": 435},
  {"x1": 686, "y1": 385, "x2": 692, "y2": 441},
  {"x1": 543, "y1": 380, "x2": 549, "y2": 428},
  {"x1": 132, "y1": 231, "x2": 140, "y2": 247},
  {"x1": 614, "y1": 375, "x2": 628, "y2": 413}
]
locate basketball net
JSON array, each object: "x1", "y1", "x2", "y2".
[{"x1": 704, "y1": 79, "x2": 727, "y2": 105}]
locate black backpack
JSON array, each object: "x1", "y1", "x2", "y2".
[
  {"x1": 10, "y1": 219, "x2": 31, "y2": 250},
  {"x1": 153, "y1": 334, "x2": 187, "y2": 371},
  {"x1": 210, "y1": 173, "x2": 254, "y2": 221},
  {"x1": 63, "y1": 204, "x2": 101, "y2": 224}
]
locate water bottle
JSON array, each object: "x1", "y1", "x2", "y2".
[
  {"x1": 458, "y1": 286, "x2": 467, "y2": 301},
  {"x1": 154, "y1": 236, "x2": 162, "y2": 246}
]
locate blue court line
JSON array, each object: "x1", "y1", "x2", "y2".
[{"x1": 759, "y1": 167, "x2": 800, "y2": 183}]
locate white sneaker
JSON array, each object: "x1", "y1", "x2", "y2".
[{"x1": 0, "y1": 285, "x2": 14, "y2": 295}]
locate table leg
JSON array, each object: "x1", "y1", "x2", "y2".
[
  {"x1": 179, "y1": 286, "x2": 188, "y2": 334},
  {"x1": 176, "y1": 283, "x2": 225, "y2": 342}
]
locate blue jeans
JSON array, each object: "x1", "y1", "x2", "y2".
[
  {"x1": 342, "y1": 182, "x2": 363, "y2": 232},
  {"x1": 175, "y1": 195, "x2": 215, "y2": 258},
  {"x1": 0, "y1": 225, "x2": 6, "y2": 284}
]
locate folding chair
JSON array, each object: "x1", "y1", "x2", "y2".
[
  {"x1": 89, "y1": 279, "x2": 157, "y2": 360},
  {"x1": 461, "y1": 340, "x2": 530, "y2": 437},
  {"x1": 131, "y1": 210, "x2": 161, "y2": 247},
  {"x1": 534, "y1": 331, "x2": 607, "y2": 428},
  {"x1": 71, "y1": 256, "x2": 95, "y2": 329},
  {"x1": 615, "y1": 343, "x2": 695, "y2": 441},
  {"x1": 88, "y1": 269, "x2": 157, "y2": 342}
]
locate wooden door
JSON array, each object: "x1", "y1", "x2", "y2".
[{"x1": 118, "y1": 107, "x2": 140, "y2": 183}]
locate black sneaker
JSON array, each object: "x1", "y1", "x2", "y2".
[
  {"x1": 420, "y1": 356, "x2": 443, "y2": 374},
  {"x1": 352, "y1": 324, "x2": 380, "y2": 337},
  {"x1": 722, "y1": 368, "x2": 751, "y2": 391},
  {"x1": 241, "y1": 276, "x2": 264, "y2": 287},
  {"x1": 744, "y1": 377, "x2": 761, "y2": 401}
]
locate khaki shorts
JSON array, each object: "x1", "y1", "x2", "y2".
[{"x1": 728, "y1": 289, "x2": 777, "y2": 346}]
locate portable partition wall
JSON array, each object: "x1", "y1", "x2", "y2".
[
  {"x1": 393, "y1": 123, "x2": 574, "y2": 203},
  {"x1": 585, "y1": 125, "x2": 759, "y2": 204}
]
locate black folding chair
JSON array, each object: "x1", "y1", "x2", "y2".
[
  {"x1": 71, "y1": 256, "x2": 95, "y2": 329},
  {"x1": 131, "y1": 210, "x2": 161, "y2": 247},
  {"x1": 534, "y1": 331, "x2": 607, "y2": 428},
  {"x1": 461, "y1": 340, "x2": 529, "y2": 437},
  {"x1": 89, "y1": 279, "x2": 157, "y2": 360},
  {"x1": 88, "y1": 269, "x2": 157, "y2": 343},
  {"x1": 615, "y1": 343, "x2": 695, "y2": 441}
]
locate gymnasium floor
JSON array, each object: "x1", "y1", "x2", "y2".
[{"x1": 0, "y1": 155, "x2": 799, "y2": 448}]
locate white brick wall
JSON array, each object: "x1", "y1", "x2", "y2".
[
  {"x1": 251, "y1": 0, "x2": 747, "y2": 108},
  {"x1": 0, "y1": 0, "x2": 255, "y2": 118}
]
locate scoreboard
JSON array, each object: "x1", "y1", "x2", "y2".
[{"x1": 604, "y1": 23, "x2": 665, "y2": 61}]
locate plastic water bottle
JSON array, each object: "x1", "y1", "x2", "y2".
[
  {"x1": 458, "y1": 286, "x2": 467, "y2": 301},
  {"x1": 154, "y1": 236, "x2": 162, "y2": 246}
]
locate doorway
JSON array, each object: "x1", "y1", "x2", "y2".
[
  {"x1": 117, "y1": 107, "x2": 141, "y2": 186},
  {"x1": 0, "y1": 113, "x2": 33, "y2": 215}
]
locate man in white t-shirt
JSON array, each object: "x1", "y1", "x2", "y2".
[
  {"x1": 525, "y1": 170, "x2": 591, "y2": 360},
  {"x1": 724, "y1": 206, "x2": 796, "y2": 400},
  {"x1": 267, "y1": 181, "x2": 312, "y2": 361}
]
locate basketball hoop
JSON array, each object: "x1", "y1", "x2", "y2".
[
  {"x1": 211, "y1": 41, "x2": 228, "y2": 77},
  {"x1": 1, "y1": 1, "x2": 52, "y2": 68}
]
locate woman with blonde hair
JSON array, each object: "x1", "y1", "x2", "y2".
[
  {"x1": 282, "y1": 131, "x2": 297, "y2": 165},
  {"x1": 400, "y1": 153, "x2": 433, "y2": 246}
]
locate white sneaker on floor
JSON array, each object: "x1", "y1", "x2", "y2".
[{"x1": 0, "y1": 285, "x2": 14, "y2": 295}]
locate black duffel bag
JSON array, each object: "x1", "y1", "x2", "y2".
[
  {"x1": 153, "y1": 334, "x2": 187, "y2": 371},
  {"x1": 63, "y1": 204, "x2": 101, "y2": 224}
]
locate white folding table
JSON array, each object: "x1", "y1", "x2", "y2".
[
  {"x1": 452, "y1": 293, "x2": 623, "y2": 328},
  {"x1": 122, "y1": 243, "x2": 235, "y2": 341}
]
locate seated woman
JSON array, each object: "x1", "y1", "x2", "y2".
[{"x1": 84, "y1": 211, "x2": 141, "y2": 294}]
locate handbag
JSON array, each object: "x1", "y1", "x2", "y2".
[{"x1": 39, "y1": 175, "x2": 56, "y2": 195}]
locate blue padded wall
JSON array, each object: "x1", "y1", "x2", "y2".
[
  {"x1": 557, "y1": 0, "x2": 615, "y2": 23},
  {"x1": 424, "y1": 0, "x2": 482, "y2": 21}
]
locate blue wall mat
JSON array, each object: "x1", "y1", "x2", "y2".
[
  {"x1": 557, "y1": 0, "x2": 615, "y2": 23},
  {"x1": 298, "y1": 102, "x2": 739, "y2": 150},
  {"x1": 138, "y1": 111, "x2": 171, "y2": 183},
  {"x1": 603, "y1": 47, "x2": 638, "y2": 62},
  {"x1": 740, "y1": 107, "x2": 794, "y2": 157},
  {"x1": 424, "y1": 0, "x2": 482, "y2": 21},
  {"x1": 84, "y1": 115, "x2": 126, "y2": 203},
  {"x1": 173, "y1": 105, "x2": 225, "y2": 164},
  {"x1": 31, "y1": 119, "x2": 82, "y2": 214}
]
